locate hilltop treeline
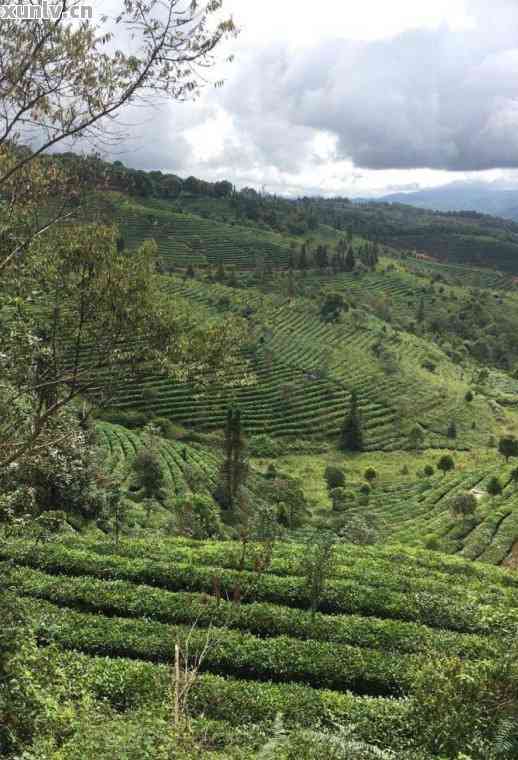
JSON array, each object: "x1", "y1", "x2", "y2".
[{"x1": 48, "y1": 150, "x2": 518, "y2": 272}]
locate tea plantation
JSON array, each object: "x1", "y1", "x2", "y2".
[{"x1": 3, "y1": 534, "x2": 518, "y2": 757}]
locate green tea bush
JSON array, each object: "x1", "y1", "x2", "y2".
[{"x1": 30, "y1": 599, "x2": 413, "y2": 696}]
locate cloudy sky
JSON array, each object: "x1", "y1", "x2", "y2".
[{"x1": 107, "y1": 0, "x2": 518, "y2": 197}]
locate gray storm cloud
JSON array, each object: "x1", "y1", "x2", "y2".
[
  {"x1": 102, "y1": 0, "x2": 518, "y2": 186},
  {"x1": 218, "y1": 1, "x2": 518, "y2": 172}
]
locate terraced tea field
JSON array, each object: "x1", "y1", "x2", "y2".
[
  {"x1": 4, "y1": 536, "x2": 518, "y2": 755},
  {"x1": 97, "y1": 422, "x2": 277, "y2": 526},
  {"x1": 101, "y1": 276, "x2": 501, "y2": 450},
  {"x1": 98, "y1": 422, "x2": 220, "y2": 497},
  {"x1": 356, "y1": 462, "x2": 518, "y2": 562},
  {"x1": 110, "y1": 195, "x2": 293, "y2": 269}
]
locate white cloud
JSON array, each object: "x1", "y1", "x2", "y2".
[{"x1": 107, "y1": 0, "x2": 518, "y2": 196}]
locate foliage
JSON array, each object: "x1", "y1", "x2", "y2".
[
  {"x1": 487, "y1": 477, "x2": 503, "y2": 497},
  {"x1": 325, "y1": 466, "x2": 346, "y2": 491},
  {"x1": 321, "y1": 292, "x2": 347, "y2": 323},
  {"x1": 330, "y1": 487, "x2": 349, "y2": 512},
  {"x1": 300, "y1": 533, "x2": 337, "y2": 616},
  {"x1": 499, "y1": 436, "x2": 518, "y2": 463},
  {"x1": 437, "y1": 455, "x2": 455, "y2": 476},
  {"x1": 132, "y1": 449, "x2": 165, "y2": 503},
  {"x1": 170, "y1": 494, "x2": 224, "y2": 540},
  {"x1": 450, "y1": 492, "x2": 477, "y2": 519},
  {"x1": 341, "y1": 391, "x2": 364, "y2": 452},
  {"x1": 216, "y1": 407, "x2": 249, "y2": 511},
  {"x1": 407, "y1": 654, "x2": 518, "y2": 759}
]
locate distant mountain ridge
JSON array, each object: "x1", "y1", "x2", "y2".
[{"x1": 373, "y1": 182, "x2": 518, "y2": 221}]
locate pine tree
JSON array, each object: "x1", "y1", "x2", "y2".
[
  {"x1": 344, "y1": 247, "x2": 356, "y2": 273},
  {"x1": 216, "y1": 406, "x2": 248, "y2": 511},
  {"x1": 417, "y1": 297, "x2": 425, "y2": 323},
  {"x1": 341, "y1": 390, "x2": 363, "y2": 451},
  {"x1": 298, "y1": 243, "x2": 308, "y2": 271},
  {"x1": 231, "y1": 408, "x2": 248, "y2": 504},
  {"x1": 215, "y1": 261, "x2": 226, "y2": 282},
  {"x1": 447, "y1": 421, "x2": 457, "y2": 439}
]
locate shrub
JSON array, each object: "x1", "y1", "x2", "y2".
[
  {"x1": 11, "y1": 565, "x2": 498, "y2": 660},
  {"x1": 359, "y1": 484, "x2": 371, "y2": 496},
  {"x1": 407, "y1": 655, "x2": 518, "y2": 758},
  {"x1": 5, "y1": 542, "x2": 510, "y2": 634},
  {"x1": 98, "y1": 409, "x2": 150, "y2": 429},
  {"x1": 300, "y1": 533, "x2": 337, "y2": 617},
  {"x1": 170, "y1": 495, "x2": 224, "y2": 540},
  {"x1": 30, "y1": 600, "x2": 411, "y2": 696},
  {"x1": 364, "y1": 468, "x2": 377, "y2": 486},
  {"x1": 324, "y1": 466, "x2": 346, "y2": 491},
  {"x1": 150, "y1": 417, "x2": 186, "y2": 440},
  {"x1": 450, "y1": 492, "x2": 477, "y2": 519},
  {"x1": 424, "y1": 465, "x2": 435, "y2": 478},
  {"x1": 132, "y1": 450, "x2": 164, "y2": 502},
  {"x1": 141, "y1": 385, "x2": 160, "y2": 406},
  {"x1": 437, "y1": 455, "x2": 455, "y2": 476},
  {"x1": 329, "y1": 487, "x2": 348, "y2": 513},
  {"x1": 498, "y1": 435, "x2": 518, "y2": 463},
  {"x1": 487, "y1": 477, "x2": 503, "y2": 497},
  {"x1": 248, "y1": 435, "x2": 280, "y2": 458},
  {"x1": 339, "y1": 515, "x2": 378, "y2": 547}
]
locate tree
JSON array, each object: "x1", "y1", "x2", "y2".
[
  {"x1": 0, "y1": 0, "x2": 243, "y2": 474},
  {"x1": 171, "y1": 494, "x2": 224, "y2": 540},
  {"x1": 320, "y1": 292, "x2": 347, "y2": 323},
  {"x1": 2, "y1": 230, "x2": 246, "y2": 474},
  {"x1": 437, "y1": 455, "x2": 455, "y2": 476},
  {"x1": 499, "y1": 435, "x2": 518, "y2": 463},
  {"x1": 364, "y1": 468, "x2": 377, "y2": 487},
  {"x1": 132, "y1": 449, "x2": 164, "y2": 504},
  {"x1": 330, "y1": 487, "x2": 348, "y2": 512},
  {"x1": 314, "y1": 245, "x2": 328, "y2": 270},
  {"x1": 215, "y1": 261, "x2": 227, "y2": 282},
  {"x1": 339, "y1": 514, "x2": 379, "y2": 546},
  {"x1": 324, "y1": 466, "x2": 346, "y2": 491},
  {"x1": 465, "y1": 390, "x2": 474, "y2": 403},
  {"x1": 0, "y1": 3, "x2": 240, "y2": 747},
  {"x1": 263, "y1": 478, "x2": 309, "y2": 530},
  {"x1": 0, "y1": 1, "x2": 236, "y2": 277},
  {"x1": 450, "y1": 492, "x2": 477, "y2": 519},
  {"x1": 300, "y1": 532, "x2": 336, "y2": 616},
  {"x1": 409, "y1": 425, "x2": 425, "y2": 451},
  {"x1": 340, "y1": 390, "x2": 363, "y2": 452},
  {"x1": 417, "y1": 297, "x2": 425, "y2": 323},
  {"x1": 298, "y1": 243, "x2": 309, "y2": 271},
  {"x1": 344, "y1": 247, "x2": 356, "y2": 272},
  {"x1": 424, "y1": 465, "x2": 435, "y2": 477},
  {"x1": 215, "y1": 407, "x2": 248, "y2": 512},
  {"x1": 487, "y1": 477, "x2": 503, "y2": 497}
]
